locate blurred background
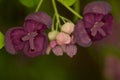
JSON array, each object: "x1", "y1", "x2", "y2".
[{"x1": 0, "y1": 0, "x2": 120, "y2": 80}]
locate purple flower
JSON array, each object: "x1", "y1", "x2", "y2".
[
  {"x1": 5, "y1": 12, "x2": 52, "y2": 57},
  {"x1": 74, "y1": 1, "x2": 114, "y2": 47},
  {"x1": 104, "y1": 56, "x2": 120, "y2": 80}
]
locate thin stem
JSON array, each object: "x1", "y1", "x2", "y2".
[
  {"x1": 73, "y1": 0, "x2": 80, "y2": 21},
  {"x1": 52, "y1": 14, "x2": 55, "y2": 31},
  {"x1": 59, "y1": 15, "x2": 72, "y2": 22},
  {"x1": 52, "y1": 0, "x2": 60, "y2": 31},
  {"x1": 35, "y1": 0, "x2": 43, "y2": 12},
  {"x1": 58, "y1": 1, "x2": 83, "y2": 19},
  {"x1": 60, "y1": 16, "x2": 66, "y2": 23},
  {"x1": 52, "y1": 0, "x2": 59, "y2": 16}
]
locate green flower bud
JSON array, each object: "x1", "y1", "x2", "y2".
[{"x1": 48, "y1": 30, "x2": 59, "y2": 40}]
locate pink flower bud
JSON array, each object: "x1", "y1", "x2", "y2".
[
  {"x1": 50, "y1": 40, "x2": 57, "y2": 48},
  {"x1": 56, "y1": 32, "x2": 71, "y2": 45}
]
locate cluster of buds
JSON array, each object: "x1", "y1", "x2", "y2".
[{"x1": 47, "y1": 22, "x2": 77, "y2": 58}]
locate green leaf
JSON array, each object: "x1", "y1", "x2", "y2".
[
  {"x1": 19, "y1": 0, "x2": 39, "y2": 8},
  {"x1": 58, "y1": 0, "x2": 77, "y2": 6},
  {"x1": 0, "y1": 32, "x2": 4, "y2": 49}
]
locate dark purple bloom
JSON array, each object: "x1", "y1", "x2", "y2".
[
  {"x1": 5, "y1": 12, "x2": 52, "y2": 57},
  {"x1": 74, "y1": 1, "x2": 114, "y2": 47}
]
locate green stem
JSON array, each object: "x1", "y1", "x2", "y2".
[
  {"x1": 35, "y1": 0, "x2": 43, "y2": 12},
  {"x1": 59, "y1": 15, "x2": 72, "y2": 22},
  {"x1": 73, "y1": 0, "x2": 80, "y2": 21},
  {"x1": 58, "y1": 1, "x2": 83, "y2": 19},
  {"x1": 52, "y1": 0, "x2": 60, "y2": 30},
  {"x1": 60, "y1": 16, "x2": 66, "y2": 23},
  {"x1": 52, "y1": 14, "x2": 55, "y2": 31}
]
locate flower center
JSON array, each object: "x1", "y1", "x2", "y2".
[
  {"x1": 91, "y1": 21, "x2": 106, "y2": 37},
  {"x1": 22, "y1": 32, "x2": 38, "y2": 51}
]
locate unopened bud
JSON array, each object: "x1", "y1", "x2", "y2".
[
  {"x1": 61, "y1": 22, "x2": 75, "y2": 34},
  {"x1": 56, "y1": 32, "x2": 71, "y2": 45},
  {"x1": 48, "y1": 30, "x2": 59, "y2": 40}
]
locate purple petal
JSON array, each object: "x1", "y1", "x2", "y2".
[
  {"x1": 25, "y1": 12, "x2": 52, "y2": 29},
  {"x1": 74, "y1": 20, "x2": 92, "y2": 47},
  {"x1": 24, "y1": 20, "x2": 47, "y2": 33},
  {"x1": 52, "y1": 45, "x2": 63, "y2": 56},
  {"x1": 83, "y1": 1, "x2": 112, "y2": 15},
  {"x1": 5, "y1": 27, "x2": 26, "y2": 54},
  {"x1": 84, "y1": 13, "x2": 104, "y2": 27},
  {"x1": 102, "y1": 14, "x2": 114, "y2": 35},
  {"x1": 70, "y1": 35, "x2": 76, "y2": 44},
  {"x1": 84, "y1": 13, "x2": 95, "y2": 25},
  {"x1": 65, "y1": 44, "x2": 77, "y2": 58},
  {"x1": 23, "y1": 33, "x2": 48, "y2": 57}
]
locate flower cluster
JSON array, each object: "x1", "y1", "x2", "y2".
[
  {"x1": 3, "y1": 1, "x2": 114, "y2": 58},
  {"x1": 47, "y1": 22, "x2": 77, "y2": 58}
]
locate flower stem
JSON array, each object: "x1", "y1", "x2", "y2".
[
  {"x1": 35, "y1": 0, "x2": 43, "y2": 12},
  {"x1": 58, "y1": 1, "x2": 83, "y2": 19},
  {"x1": 52, "y1": 14, "x2": 55, "y2": 31},
  {"x1": 52, "y1": 0, "x2": 60, "y2": 31},
  {"x1": 73, "y1": 0, "x2": 80, "y2": 21},
  {"x1": 59, "y1": 15, "x2": 72, "y2": 22}
]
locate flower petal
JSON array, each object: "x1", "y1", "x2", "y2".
[
  {"x1": 102, "y1": 14, "x2": 114, "y2": 35},
  {"x1": 50, "y1": 40, "x2": 57, "y2": 48},
  {"x1": 84, "y1": 13, "x2": 95, "y2": 25},
  {"x1": 5, "y1": 27, "x2": 26, "y2": 54},
  {"x1": 83, "y1": 1, "x2": 112, "y2": 15},
  {"x1": 25, "y1": 11, "x2": 52, "y2": 29},
  {"x1": 24, "y1": 20, "x2": 47, "y2": 33},
  {"x1": 65, "y1": 44, "x2": 77, "y2": 58},
  {"x1": 23, "y1": 33, "x2": 48, "y2": 57},
  {"x1": 74, "y1": 20, "x2": 92, "y2": 47},
  {"x1": 84, "y1": 13, "x2": 104, "y2": 27},
  {"x1": 52, "y1": 45, "x2": 63, "y2": 56}
]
